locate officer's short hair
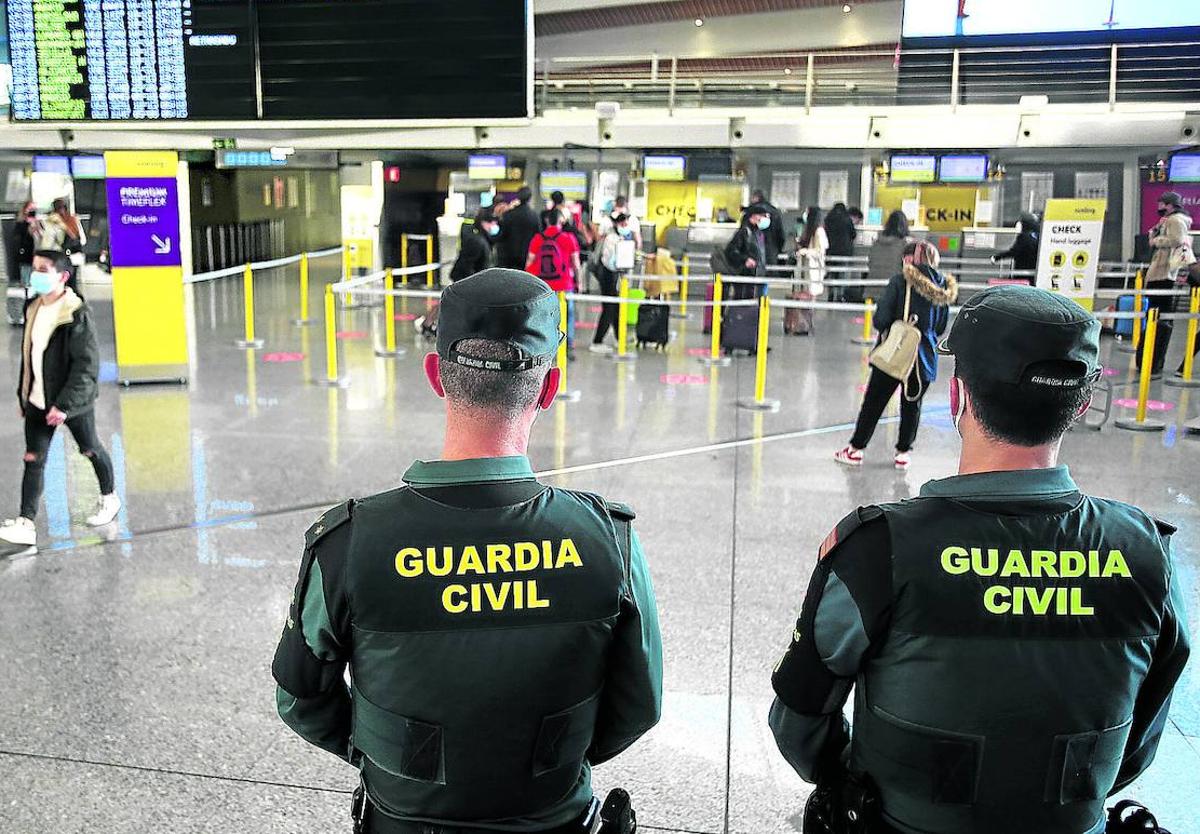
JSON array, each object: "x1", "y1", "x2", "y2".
[
  {"x1": 960, "y1": 360, "x2": 1093, "y2": 447},
  {"x1": 440, "y1": 339, "x2": 547, "y2": 418}
]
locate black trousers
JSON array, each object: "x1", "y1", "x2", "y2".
[
  {"x1": 1137, "y1": 279, "x2": 1177, "y2": 375},
  {"x1": 593, "y1": 265, "x2": 619, "y2": 344},
  {"x1": 850, "y1": 367, "x2": 928, "y2": 453},
  {"x1": 21, "y1": 405, "x2": 114, "y2": 520}
]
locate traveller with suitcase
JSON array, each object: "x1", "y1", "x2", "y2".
[{"x1": 635, "y1": 300, "x2": 670, "y2": 350}]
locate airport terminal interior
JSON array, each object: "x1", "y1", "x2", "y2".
[{"x1": 1, "y1": 1, "x2": 1199, "y2": 832}]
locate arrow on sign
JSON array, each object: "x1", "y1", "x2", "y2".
[{"x1": 152, "y1": 235, "x2": 172, "y2": 254}]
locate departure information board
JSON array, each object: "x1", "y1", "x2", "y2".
[{"x1": 7, "y1": 0, "x2": 530, "y2": 121}]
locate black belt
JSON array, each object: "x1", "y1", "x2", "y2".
[{"x1": 355, "y1": 788, "x2": 599, "y2": 834}]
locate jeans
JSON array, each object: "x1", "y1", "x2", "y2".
[
  {"x1": 850, "y1": 367, "x2": 928, "y2": 453},
  {"x1": 593, "y1": 266, "x2": 619, "y2": 344},
  {"x1": 21, "y1": 405, "x2": 114, "y2": 520}
]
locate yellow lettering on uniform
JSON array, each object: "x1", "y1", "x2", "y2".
[
  {"x1": 484, "y1": 582, "x2": 511, "y2": 610},
  {"x1": 527, "y1": 580, "x2": 551, "y2": 609},
  {"x1": 514, "y1": 580, "x2": 525, "y2": 608},
  {"x1": 1070, "y1": 587, "x2": 1095, "y2": 615},
  {"x1": 470, "y1": 583, "x2": 481, "y2": 612},
  {"x1": 556, "y1": 539, "x2": 583, "y2": 569},
  {"x1": 1088, "y1": 550, "x2": 1101, "y2": 575},
  {"x1": 1011, "y1": 584, "x2": 1025, "y2": 614},
  {"x1": 973, "y1": 547, "x2": 999, "y2": 576},
  {"x1": 1031, "y1": 550, "x2": 1059, "y2": 578},
  {"x1": 1056, "y1": 586, "x2": 1069, "y2": 615},
  {"x1": 515, "y1": 542, "x2": 540, "y2": 571},
  {"x1": 941, "y1": 546, "x2": 970, "y2": 574},
  {"x1": 1102, "y1": 550, "x2": 1132, "y2": 578},
  {"x1": 443, "y1": 584, "x2": 468, "y2": 613},
  {"x1": 458, "y1": 545, "x2": 485, "y2": 575},
  {"x1": 395, "y1": 547, "x2": 423, "y2": 578},
  {"x1": 1001, "y1": 550, "x2": 1031, "y2": 578},
  {"x1": 984, "y1": 585, "x2": 1011, "y2": 614},
  {"x1": 1026, "y1": 586, "x2": 1056, "y2": 615},
  {"x1": 1060, "y1": 551, "x2": 1085, "y2": 578},
  {"x1": 428, "y1": 546, "x2": 453, "y2": 577},
  {"x1": 487, "y1": 544, "x2": 513, "y2": 574},
  {"x1": 542, "y1": 540, "x2": 554, "y2": 569}
]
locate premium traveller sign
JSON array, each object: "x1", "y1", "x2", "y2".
[{"x1": 106, "y1": 178, "x2": 182, "y2": 268}]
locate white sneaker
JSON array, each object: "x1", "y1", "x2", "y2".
[
  {"x1": 588, "y1": 343, "x2": 614, "y2": 355},
  {"x1": 894, "y1": 452, "x2": 911, "y2": 470},
  {"x1": 834, "y1": 446, "x2": 864, "y2": 467},
  {"x1": 0, "y1": 517, "x2": 37, "y2": 556},
  {"x1": 86, "y1": 494, "x2": 122, "y2": 527}
]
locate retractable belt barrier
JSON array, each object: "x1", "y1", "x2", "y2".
[{"x1": 188, "y1": 245, "x2": 343, "y2": 284}]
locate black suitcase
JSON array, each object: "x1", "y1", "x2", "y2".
[
  {"x1": 722, "y1": 305, "x2": 759, "y2": 354},
  {"x1": 636, "y1": 301, "x2": 670, "y2": 349},
  {"x1": 6, "y1": 284, "x2": 27, "y2": 326}
]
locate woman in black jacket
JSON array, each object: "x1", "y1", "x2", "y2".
[
  {"x1": 992, "y1": 212, "x2": 1040, "y2": 282},
  {"x1": 6, "y1": 201, "x2": 40, "y2": 325},
  {"x1": 724, "y1": 205, "x2": 771, "y2": 300},
  {"x1": 450, "y1": 209, "x2": 498, "y2": 282}
]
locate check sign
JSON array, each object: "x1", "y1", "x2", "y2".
[{"x1": 106, "y1": 177, "x2": 182, "y2": 268}]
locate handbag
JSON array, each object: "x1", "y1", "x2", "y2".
[{"x1": 869, "y1": 284, "x2": 922, "y2": 385}]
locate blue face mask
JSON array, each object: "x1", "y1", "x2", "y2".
[
  {"x1": 619, "y1": 227, "x2": 633, "y2": 239},
  {"x1": 29, "y1": 270, "x2": 60, "y2": 296},
  {"x1": 758, "y1": 216, "x2": 771, "y2": 231},
  {"x1": 485, "y1": 223, "x2": 500, "y2": 237}
]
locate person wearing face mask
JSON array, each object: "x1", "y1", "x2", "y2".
[
  {"x1": 0, "y1": 251, "x2": 120, "y2": 558},
  {"x1": 272, "y1": 269, "x2": 663, "y2": 834},
  {"x1": 991, "y1": 212, "x2": 1040, "y2": 283},
  {"x1": 6, "y1": 201, "x2": 42, "y2": 326},
  {"x1": 589, "y1": 214, "x2": 635, "y2": 353},
  {"x1": 771, "y1": 285, "x2": 1189, "y2": 834},
  {"x1": 1141, "y1": 192, "x2": 1195, "y2": 377},
  {"x1": 450, "y1": 208, "x2": 499, "y2": 283},
  {"x1": 724, "y1": 205, "x2": 773, "y2": 300}
]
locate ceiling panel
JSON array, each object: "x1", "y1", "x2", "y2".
[{"x1": 537, "y1": 0, "x2": 889, "y2": 37}]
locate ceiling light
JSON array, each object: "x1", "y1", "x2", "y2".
[
  {"x1": 842, "y1": 3, "x2": 853, "y2": 12},
  {"x1": 694, "y1": 18, "x2": 704, "y2": 27},
  {"x1": 783, "y1": 67, "x2": 793, "y2": 75}
]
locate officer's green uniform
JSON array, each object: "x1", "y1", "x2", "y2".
[
  {"x1": 769, "y1": 287, "x2": 1191, "y2": 834},
  {"x1": 272, "y1": 269, "x2": 664, "y2": 832}
]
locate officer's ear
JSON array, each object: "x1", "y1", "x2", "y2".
[
  {"x1": 537, "y1": 367, "x2": 561, "y2": 411},
  {"x1": 424, "y1": 353, "x2": 446, "y2": 399}
]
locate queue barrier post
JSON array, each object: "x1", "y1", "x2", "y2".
[
  {"x1": 700, "y1": 274, "x2": 732, "y2": 367},
  {"x1": 400, "y1": 234, "x2": 410, "y2": 315},
  {"x1": 375, "y1": 268, "x2": 406, "y2": 358},
  {"x1": 852, "y1": 298, "x2": 875, "y2": 346},
  {"x1": 556, "y1": 291, "x2": 581, "y2": 401},
  {"x1": 425, "y1": 236, "x2": 435, "y2": 288},
  {"x1": 738, "y1": 295, "x2": 781, "y2": 412},
  {"x1": 611, "y1": 276, "x2": 638, "y2": 363},
  {"x1": 343, "y1": 244, "x2": 359, "y2": 308},
  {"x1": 1165, "y1": 286, "x2": 1200, "y2": 389},
  {"x1": 1115, "y1": 307, "x2": 1164, "y2": 432},
  {"x1": 293, "y1": 252, "x2": 316, "y2": 326},
  {"x1": 1119, "y1": 270, "x2": 1144, "y2": 354},
  {"x1": 315, "y1": 284, "x2": 350, "y2": 388},
  {"x1": 234, "y1": 264, "x2": 265, "y2": 349},
  {"x1": 675, "y1": 255, "x2": 689, "y2": 319}
]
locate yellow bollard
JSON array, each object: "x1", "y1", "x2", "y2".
[
  {"x1": 739, "y1": 295, "x2": 780, "y2": 411},
  {"x1": 343, "y1": 244, "x2": 357, "y2": 307},
  {"x1": 293, "y1": 252, "x2": 314, "y2": 325},
  {"x1": 400, "y1": 234, "x2": 410, "y2": 315},
  {"x1": 316, "y1": 283, "x2": 348, "y2": 387},
  {"x1": 556, "y1": 291, "x2": 582, "y2": 399},
  {"x1": 1166, "y1": 286, "x2": 1200, "y2": 389},
  {"x1": 235, "y1": 264, "x2": 264, "y2": 348},
  {"x1": 852, "y1": 297, "x2": 875, "y2": 345},
  {"x1": 375, "y1": 267, "x2": 405, "y2": 358},
  {"x1": 678, "y1": 255, "x2": 690, "y2": 318},
  {"x1": 700, "y1": 275, "x2": 731, "y2": 367},
  {"x1": 1128, "y1": 270, "x2": 1145, "y2": 353},
  {"x1": 612, "y1": 277, "x2": 636, "y2": 363},
  {"x1": 425, "y1": 236, "x2": 435, "y2": 287},
  {"x1": 1115, "y1": 307, "x2": 1164, "y2": 431}
]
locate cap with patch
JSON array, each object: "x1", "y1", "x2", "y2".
[
  {"x1": 436, "y1": 268, "x2": 561, "y2": 372},
  {"x1": 937, "y1": 285, "x2": 1101, "y2": 388}
]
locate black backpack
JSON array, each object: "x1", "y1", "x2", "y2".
[{"x1": 1107, "y1": 801, "x2": 1173, "y2": 834}]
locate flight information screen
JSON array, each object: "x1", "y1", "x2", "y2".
[{"x1": 7, "y1": 0, "x2": 530, "y2": 121}]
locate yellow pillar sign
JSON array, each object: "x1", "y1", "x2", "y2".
[{"x1": 1035, "y1": 199, "x2": 1108, "y2": 311}]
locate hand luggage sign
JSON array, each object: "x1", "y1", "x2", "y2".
[{"x1": 1035, "y1": 199, "x2": 1107, "y2": 311}]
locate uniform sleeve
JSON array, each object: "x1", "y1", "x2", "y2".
[
  {"x1": 1111, "y1": 538, "x2": 1191, "y2": 793},
  {"x1": 272, "y1": 505, "x2": 355, "y2": 761},
  {"x1": 769, "y1": 510, "x2": 893, "y2": 784},
  {"x1": 590, "y1": 526, "x2": 664, "y2": 765}
]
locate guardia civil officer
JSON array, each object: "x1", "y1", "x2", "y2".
[
  {"x1": 272, "y1": 268, "x2": 663, "y2": 833},
  {"x1": 769, "y1": 285, "x2": 1190, "y2": 834}
]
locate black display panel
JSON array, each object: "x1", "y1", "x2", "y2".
[{"x1": 7, "y1": 0, "x2": 530, "y2": 121}]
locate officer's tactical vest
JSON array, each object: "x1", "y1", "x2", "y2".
[
  {"x1": 856, "y1": 495, "x2": 1171, "y2": 834},
  {"x1": 344, "y1": 484, "x2": 631, "y2": 821}
]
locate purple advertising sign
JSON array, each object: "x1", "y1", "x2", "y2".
[
  {"x1": 106, "y1": 177, "x2": 182, "y2": 268},
  {"x1": 1141, "y1": 181, "x2": 1200, "y2": 237}
]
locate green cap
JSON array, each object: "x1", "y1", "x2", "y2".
[
  {"x1": 436, "y1": 268, "x2": 562, "y2": 372},
  {"x1": 937, "y1": 285, "x2": 1101, "y2": 388}
]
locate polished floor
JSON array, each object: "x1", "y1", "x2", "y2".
[{"x1": 0, "y1": 263, "x2": 1196, "y2": 833}]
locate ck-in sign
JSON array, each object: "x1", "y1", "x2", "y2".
[{"x1": 106, "y1": 177, "x2": 182, "y2": 268}]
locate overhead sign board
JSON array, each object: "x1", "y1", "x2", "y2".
[{"x1": 890, "y1": 154, "x2": 937, "y2": 183}]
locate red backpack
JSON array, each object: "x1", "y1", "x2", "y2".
[{"x1": 532, "y1": 230, "x2": 571, "y2": 291}]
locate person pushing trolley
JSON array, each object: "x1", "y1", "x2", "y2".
[
  {"x1": 769, "y1": 285, "x2": 1190, "y2": 834},
  {"x1": 273, "y1": 268, "x2": 662, "y2": 833}
]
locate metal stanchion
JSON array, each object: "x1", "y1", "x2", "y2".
[
  {"x1": 556, "y1": 291, "x2": 581, "y2": 401},
  {"x1": 235, "y1": 264, "x2": 264, "y2": 348},
  {"x1": 425, "y1": 236, "x2": 435, "y2": 288},
  {"x1": 1118, "y1": 270, "x2": 1144, "y2": 354},
  {"x1": 315, "y1": 284, "x2": 350, "y2": 388},
  {"x1": 674, "y1": 255, "x2": 689, "y2": 319},
  {"x1": 738, "y1": 295, "x2": 780, "y2": 412},
  {"x1": 852, "y1": 297, "x2": 875, "y2": 346},
  {"x1": 375, "y1": 268, "x2": 406, "y2": 358},
  {"x1": 700, "y1": 274, "x2": 732, "y2": 367},
  {"x1": 610, "y1": 276, "x2": 638, "y2": 363},
  {"x1": 1115, "y1": 308, "x2": 1164, "y2": 432},
  {"x1": 293, "y1": 252, "x2": 315, "y2": 326},
  {"x1": 343, "y1": 244, "x2": 359, "y2": 308},
  {"x1": 400, "y1": 234, "x2": 410, "y2": 315},
  {"x1": 1166, "y1": 287, "x2": 1200, "y2": 389}
]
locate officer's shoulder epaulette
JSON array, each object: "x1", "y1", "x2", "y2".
[
  {"x1": 305, "y1": 500, "x2": 354, "y2": 549},
  {"x1": 818, "y1": 505, "x2": 884, "y2": 560},
  {"x1": 605, "y1": 500, "x2": 636, "y2": 522}
]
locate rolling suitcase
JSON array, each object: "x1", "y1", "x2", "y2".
[
  {"x1": 722, "y1": 305, "x2": 760, "y2": 354},
  {"x1": 6, "y1": 283, "x2": 27, "y2": 326},
  {"x1": 783, "y1": 290, "x2": 814, "y2": 336},
  {"x1": 1115, "y1": 294, "x2": 1147, "y2": 338},
  {"x1": 636, "y1": 301, "x2": 670, "y2": 350},
  {"x1": 703, "y1": 283, "x2": 716, "y2": 334}
]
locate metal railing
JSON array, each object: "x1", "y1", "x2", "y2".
[{"x1": 535, "y1": 40, "x2": 1200, "y2": 113}]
